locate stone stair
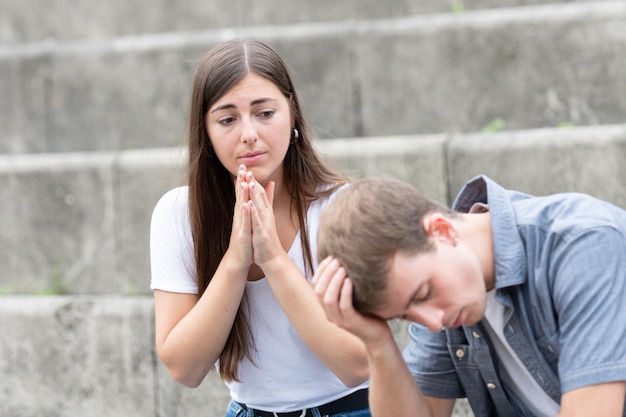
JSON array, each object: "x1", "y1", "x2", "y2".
[
  {"x1": 1, "y1": 1, "x2": 625, "y2": 416},
  {"x1": 2, "y1": 1, "x2": 624, "y2": 154}
]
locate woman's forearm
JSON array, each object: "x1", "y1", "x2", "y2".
[{"x1": 155, "y1": 255, "x2": 249, "y2": 387}]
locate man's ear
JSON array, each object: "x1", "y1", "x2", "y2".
[{"x1": 422, "y1": 212, "x2": 456, "y2": 244}]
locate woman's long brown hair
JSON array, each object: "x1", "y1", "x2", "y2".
[{"x1": 187, "y1": 39, "x2": 347, "y2": 382}]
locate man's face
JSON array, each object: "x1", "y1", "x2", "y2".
[{"x1": 373, "y1": 241, "x2": 488, "y2": 331}]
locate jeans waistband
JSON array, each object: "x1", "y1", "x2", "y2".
[{"x1": 240, "y1": 388, "x2": 369, "y2": 417}]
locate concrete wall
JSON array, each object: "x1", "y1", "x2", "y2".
[
  {"x1": 1, "y1": 1, "x2": 625, "y2": 153},
  {"x1": 0, "y1": 0, "x2": 595, "y2": 44},
  {"x1": 2, "y1": 1, "x2": 625, "y2": 416},
  {"x1": 2, "y1": 123, "x2": 626, "y2": 415},
  {"x1": 4, "y1": 124, "x2": 626, "y2": 297},
  {"x1": 0, "y1": 296, "x2": 156, "y2": 417}
]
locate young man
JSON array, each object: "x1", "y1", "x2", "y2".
[{"x1": 313, "y1": 175, "x2": 626, "y2": 417}]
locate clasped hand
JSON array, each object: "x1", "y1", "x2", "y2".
[{"x1": 230, "y1": 164, "x2": 281, "y2": 271}]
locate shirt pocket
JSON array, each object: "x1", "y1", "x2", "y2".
[{"x1": 535, "y1": 333, "x2": 560, "y2": 373}]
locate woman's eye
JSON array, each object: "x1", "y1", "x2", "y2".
[
  {"x1": 257, "y1": 110, "x2": 274, "y2": 118},
  {"x1": 218, "y1": 117, "x2": 235, "y2": 126}
]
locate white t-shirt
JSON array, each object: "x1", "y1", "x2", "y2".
[
  {"x1": 150, "y1": 185, "x2": 367, "y2": 411},
  {"x1": 483, "y1": 290, "x2": 560, "y2": 417}
]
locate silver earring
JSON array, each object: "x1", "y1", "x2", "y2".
[{"x1": 291, "y1": 128, "x2": 299, "y2": 143}]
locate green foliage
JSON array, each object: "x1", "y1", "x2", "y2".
[
  {"x1": 452, "y1": 2, "x2": 465, "y2": 13},
  {"x1": 481, "y1": 118, "x2": 506, "y2": 133},
  {"x1": 0, "y1": 286, "x2": 16, "y2": 295},
  {"x1": 37, "y1": 264, "x2": 68, "y2": 295}
]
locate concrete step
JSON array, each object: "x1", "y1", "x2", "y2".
[
  {"x1": 1, "y1": 123, "x2": 625, "y2": 296},
  {"x1": 1, "y1": 0, "x2": 595, "y2": 44},
  {"x1": 0, "y1": 295, "x2": 472, "y2": 416},
  {"x1": 0, "y1": 147, "x2": 186, "y2": 295},
  {"x1": 1, "y1": 1, "x2": 624, "y2": 154}
]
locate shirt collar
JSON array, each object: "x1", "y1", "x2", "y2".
[{"x1": 453, "y1": 175, "x2": 529, "y2": 289}]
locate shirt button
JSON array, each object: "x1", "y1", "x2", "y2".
[
  {"x1": 472, "y1": 331, "x2": 480, "y2": 338},
  {"x1": 455, "y1": 349, "x2": 465, "y2": 358},
  {"x1": 487, "y1": 383, "x2": 497, "y2": 390}
]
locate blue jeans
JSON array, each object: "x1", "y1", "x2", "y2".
[{"x1": 225, "y1": 400, "x2": 371, "y2": 417}]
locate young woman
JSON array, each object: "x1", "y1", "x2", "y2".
[{"x1": 150, "y1": 39, "x2": 370, "y2": 417}]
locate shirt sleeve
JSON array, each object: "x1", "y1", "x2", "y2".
[
  {"x1": 149, "y1": 187, "x2": 198, "y2": 294},
  {"x1": 549, "y1": 226, "x2": 626, "y2": 392}
]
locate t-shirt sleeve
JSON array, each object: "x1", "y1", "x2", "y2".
[{"x1": 149, "y1": 187, "x2": 198, "y2": 294}]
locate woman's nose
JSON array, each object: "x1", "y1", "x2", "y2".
[{"x1": 240, "y1": 118, "x2": 258, "y2": 143}]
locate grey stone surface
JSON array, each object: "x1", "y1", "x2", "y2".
[
  {"x1": 2, "y1": 125, "x2": 626, "y2": 297},
  {"x1": 0, "y1": 295, "x2": 471, "y2": 417},
  {"x1": 0, "y1": 54, "x2": 52, "y2": 154},
  {"x1": 1, "y1": 2, "x2": 624, "y2": 415},
  {"x1": 156, "y1": 361, "x2": 232, "y2": 417},
  {"x1": 115, "y1": 148, "x2": 187, "y2": 295},
  {"x1": 0, "y1": 153, "x2": 118, "y2": 295},
  {"x1": 0, "y1": 0, "x2": 594, "y2": 44},
  {"x1": 0, "y1": 44, "x2": 198, "y2": 154},
  {"x1": 0, "y1": 296, "x2": 155, "y2": 417},
  {"x1": 1, "y1": 1, "x2": 624, "y2": 154},
  {"x1": 447, "y1": 124, "x2": 626, "y2": 207},
  {"x1": 355, "y1": 1, "x2": 626, "y2": 137},
  {"x1": 0, "y1": 149, "x2": 187, "y2": 295},
  {"x1": 318, "y1": 134, "x2": 449, "y2": 204}
]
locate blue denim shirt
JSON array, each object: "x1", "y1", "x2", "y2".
[{"x1": 403, "y1": 176, "x2": 626, "y2": 417}]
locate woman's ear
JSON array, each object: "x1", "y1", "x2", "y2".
[{"x1": 422, "y1": 212, "x2": 457, "y2": 245}]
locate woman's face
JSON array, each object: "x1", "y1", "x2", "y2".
[{"x1": 206, "y1": 72, "x2": 293, "y2": 185}]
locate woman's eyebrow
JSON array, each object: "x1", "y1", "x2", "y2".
[
  {"x1": 251, "y1": 97, "x2": 276, "y2": 106},
  {"x1": 210, "y1": 103, "x2": 235, "y2": 113},
  {"x1": 210, "y1": 97, "x2": 278, "y2": 114}
]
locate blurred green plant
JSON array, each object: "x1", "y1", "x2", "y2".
[
  {"x1": 452, "y1": 2, "x2": 466, "y2": 13},
  {"x1": 124, "y1": 284, "x2": 143, "y2": 296},
  {"x1": 0, "y1": 286, "x2": 16, "y2": 295},
  {"x1": 481, "y1": 118, "x2": 506, "y2": 133},
  {"x1": 37, "y1": 264, "x2": 68, "y2": 295}
]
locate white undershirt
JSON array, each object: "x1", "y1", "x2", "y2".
[{"x1": 482, "y1": 290, "x2": 560, "y2": 417}]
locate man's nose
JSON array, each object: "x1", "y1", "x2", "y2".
[{"x1": 405, "y1": 305, "x2": 445, "y2": 332}]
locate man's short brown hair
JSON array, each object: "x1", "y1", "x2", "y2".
[{"x1": 318, "y1": 177, "x2": 455, "y2": 314}]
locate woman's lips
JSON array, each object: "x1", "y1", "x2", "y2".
[{"x1": 239, "y1": 152, "x2": 264, "y2": 165}]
